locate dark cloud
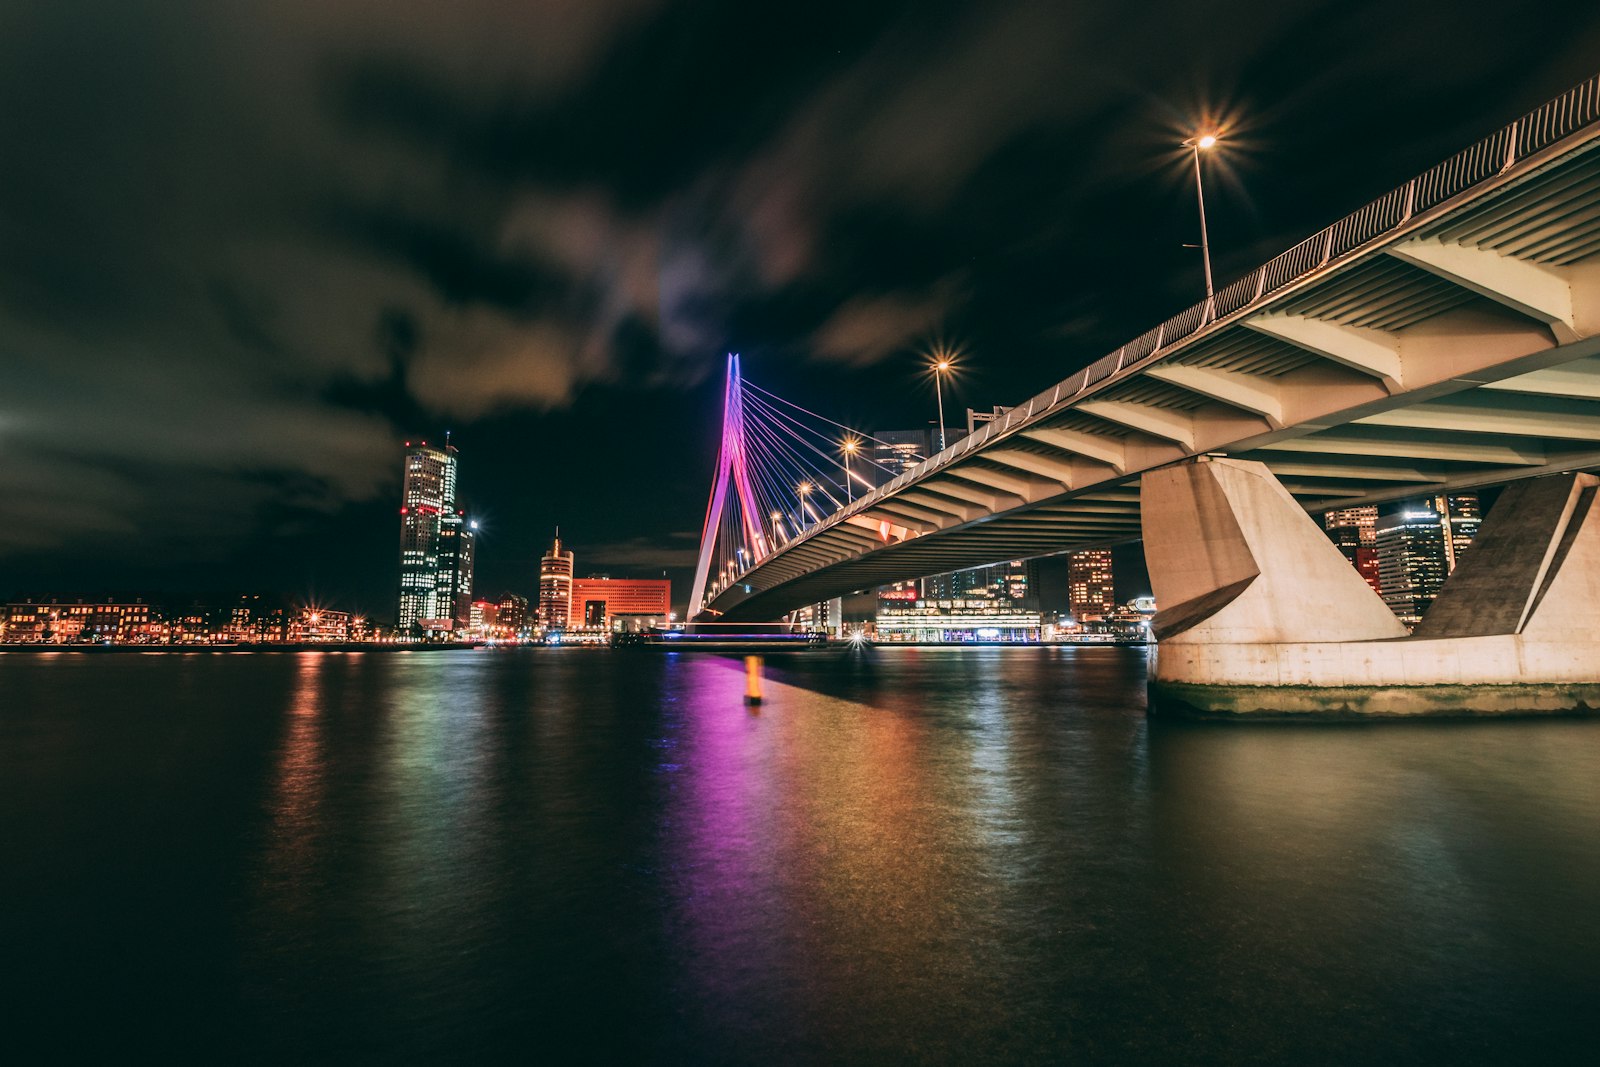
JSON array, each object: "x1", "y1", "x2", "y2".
[{"x1": 4, "y1": 0, "x2": 1600, "y2": 614}]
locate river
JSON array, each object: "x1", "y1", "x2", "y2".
[{"x1": 3, "y1": 646, "x2": 1598, "y2": 1063}]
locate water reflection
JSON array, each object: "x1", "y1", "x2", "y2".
[
  {"x1": 256, "y1": 653, "x2": 331, "y2": 909},
  {"x1": 5, "y1": 647, "x2": 1600, "y2": 1063}
]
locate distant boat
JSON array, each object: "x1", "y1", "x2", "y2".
[{"x1": 615, "y1": 627, "x2": 828, "y2": 653}]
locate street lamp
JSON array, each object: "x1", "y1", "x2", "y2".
[
  {"x1": 841, "y1": 437, "x2": 860, "y2": 503},
  {"x1": 1182, "y1": 132, "x2": 1219, "y2": 302},
  {"x1": 797, "y1": 481, "x2": 813, "y2": 528},
  {"x1": 928, "y1": 355, "x2": 954, "y2": 452}
]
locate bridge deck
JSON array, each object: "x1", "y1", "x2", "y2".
[{"x1": 707, "y1": 74, "x2": 1600, "y2": 622}]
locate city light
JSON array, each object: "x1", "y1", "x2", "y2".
[
  {"x1": 841, "y1": 436, "x2": 861, "y2": 503},
  {"x1": 1181, "y1": 130, "x2": 1221, "y2": 300},
  {"x1": 925, "y1": 346, "x2": 960, "y2": 452}
]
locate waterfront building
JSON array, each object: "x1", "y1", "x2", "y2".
[
  {"x1": 1375, "y1": 493, "x2": 1482, "y2": 624},
  {"x1": 875, "y1": 594, "x2": 1042, "y2": 642},
  {"x1": 397, "y1": 439, "x2": 460, "y2": 633},
  {"x1": 495, "y1": 593, "x2": 529, "y2": 634},
  {"x1": 1324, "y1": 506, "x2": 1381, "y2": 594},
  {"x1": 1067, "y1": 549, "x2": 1116, "y2": 621},
  {"x1": 792, "y1": 597, "x2": 844, "y2": 635},
  {"x1": 568, "y1": 577, "x2": 671, "y2": 630},
  {"x1": 292, "y1": 609, "x2": 351, "y2": 643},
  {"x1": 539, "y1": 531, "x2": 575, "y2": 631},
  {"x1": 1, "y1": 598, "x2": 154, "y2": 644}
]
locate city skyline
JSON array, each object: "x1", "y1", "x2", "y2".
[{"x1": 6, "y1": 2, "x2": 1599, "y2": 613}]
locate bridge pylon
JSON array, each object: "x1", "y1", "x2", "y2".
[
  {"x1": 689, "y1": 355, "x2": 767, "y2": 618},
  {"x1": 1143, "y1": 457, "x2": 1600, "y2": 717}
]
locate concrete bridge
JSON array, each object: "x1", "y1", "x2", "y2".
[{"x1": 700, "y1": 73, "x2": 1600, "y2": 716}]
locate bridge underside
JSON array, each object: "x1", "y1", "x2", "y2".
[{"x1": 707, "y1": 118, "x2": 1600, "y2": 623}]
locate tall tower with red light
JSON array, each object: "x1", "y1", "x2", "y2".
[{"x1": 397, "y1": 439, "x2": 459, "y2": 633}]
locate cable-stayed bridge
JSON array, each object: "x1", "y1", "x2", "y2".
[{"x1": 691, "y1": 73, "x2": 1600, "y2": 691}]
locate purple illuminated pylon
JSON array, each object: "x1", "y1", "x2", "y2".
[{"x1": 689, "y1": 354, "x2": 767, "y2": 617}]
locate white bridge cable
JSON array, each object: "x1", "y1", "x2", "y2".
[
  {"x1": 743, "y1": 411, "x2": 847, "y2": 515},
  {"x1": 743, "y1": 390, "x2": 911, "y2": 477},
  {"x1": 743, "y1": 405, "x2": 850, "y2": 509},
  {"x1": 743, "y1": 380, "x2": 929, "y2": 457},
  {"x1": 709, "y1": 369, "x2": 927, "y2": 593}
]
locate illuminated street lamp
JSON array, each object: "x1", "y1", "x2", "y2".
[
  {"x1": 841, "y1": 437, "x2": 860, "y2": 503},
  {"x1": 1182, "y1": 132, "x2": 1220, "y2": 301},
  {"x1": 797, "y1": 481, "x2": 814, "y2": 528},
  {"x1": 928, "y1": 354, "x2": 954, "y2": 452}
]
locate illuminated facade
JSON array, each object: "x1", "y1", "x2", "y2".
[
  {"x1": 569, "y1": 577, "x2": 671, "y2": 630},
  {"x1": 1376, "y1": 494, "x2": 1482, "y2": 624},
  {"x1": 1324, "y1": 505, "x2": 1381, "y2": 594},
  {"x1": 397, "y1": 440, "x2": 459, "y2": 632},
  {"x1": 875, "y1": 596, "x2": 1042, "y2": 642},
  {"x1": 2, "y1": 599, "x2": 154, "y2": 643},
  {"x1": 539, "y1": 531, "x2": 574, "y2": 630},
  {"x1": 436, "y1": 510, "x2": 476, "y2": 628},
  {"x1": 496, "y1": 593, "x2": 529, "y2": 633},
  {"x1": 1067, "y1": 549, "x2": 1116, "y2": 621}
]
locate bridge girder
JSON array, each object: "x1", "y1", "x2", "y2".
[{"x1": 703, "y1": 83, "x2": 1600, "y2": 622}]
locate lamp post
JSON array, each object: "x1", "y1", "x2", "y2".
[
  {"x1": 797, "y1": 481, "x2": 813, "y2": 529},
  {"x1": 930, "y1": 357, "x2": 953, "y2": 452},
  {"x1": 1182, "y1": 133, "x2": 1218, "y2": 302},
  {"x1": 841, "y1": 437, "x2": 859, "y2": 503}
]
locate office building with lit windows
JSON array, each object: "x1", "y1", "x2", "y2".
[
  {"x1": 568, "y1": 577, "x2": 671, "y2": 630},
  {"x1": 437, "y1": 509, "x2": 476, "y2": 628},
  {"x1": 1325, "y1": 505, "x2": 1381, "y2": 594},
  {"x1": 397, "y1": 439, "x2": 474, "y2": 633},
  {"x1": 1375, "y1": 494, "x2": 1482, "y2": 625},
  {"x1": 1067, "y1": 549, "x2": 1116, "y2": 621},
  {"x1": 496, "y1": 593, "x2": 529, "y2": 633}
]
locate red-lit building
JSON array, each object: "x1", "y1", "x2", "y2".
[{"x1": 567, "y1": 578, "x2": 671, "y2": 630}]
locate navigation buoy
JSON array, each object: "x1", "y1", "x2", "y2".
[{"x1": 744, "y1": 655, "x2": 763, "y2": 706}]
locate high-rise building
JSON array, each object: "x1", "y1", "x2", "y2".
[
  {"x1": 1000, "y1": 559, "x2": 1037, "y2": 605},
  {"x1": 1067, "y1": 549, "x2": 1116, "y2": 621},
  {"x1": 1375, "y1": 493, "x2": 1481, "y2": 624},
  {"x1": 920, "y1": 560, "x2": 1035, "y2": 605},
  {"x1": 1324, "y1": 505, "x2": 1380, "y2": 594},
  {"x1": 923, "y1": 567, "x2": 990, "y2": 600},
  {"x1": 864, "y1": 425, "x2": 972, "y2": 489},
  {"x1": 397, "y1": 440, "x2": 460, "y2": 632},
  {"x1": 437, "y1": 510, "x2": 476, "y2": 628},
  {"x1": 539, "y1": 531, "x2": 574, "y2": 631}
]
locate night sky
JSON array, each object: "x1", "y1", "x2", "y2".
[{"x1": 5, "y1": 1, "x2": 1600, "y2": 620}]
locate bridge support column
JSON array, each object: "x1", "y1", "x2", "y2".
[{"x1": 1142, "y1": 457, "x2": 1600, "y2": 717}]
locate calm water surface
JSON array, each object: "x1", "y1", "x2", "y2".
[{"x1": 4, "y1": 646, "x2": 1599, "y2": 1063}]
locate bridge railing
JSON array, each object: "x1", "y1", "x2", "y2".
[
  {"x1": 734, "y1": 73, "x2": 1600, "y2": 590},
  {"x1": 913, "y1": 73, "x2": 1600, "y2": 464}
]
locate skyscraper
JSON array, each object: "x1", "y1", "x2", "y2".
[
  {"x1": 539, "y1": 531, "x2": 574, "y2": 631},
  {"x1": 396, "y1": 438, "x2": 474, "y2": 633},
  {"x1": 1067, "y1": 549, "x2": 1116, "y2": 621},
  {"x1": 437, "y1": 510, "x2": 476, "y2": 628},
  {"x1": 1375, "y1": 493, "x2": 1481, "y2": 624},
  {"x1": 397, "y1": 440, "x2": 458, "y2": 632}
]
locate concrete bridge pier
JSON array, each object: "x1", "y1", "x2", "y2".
[{"x1": 1141, "y1": 457, "x2": 1600, "y2": 717}]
